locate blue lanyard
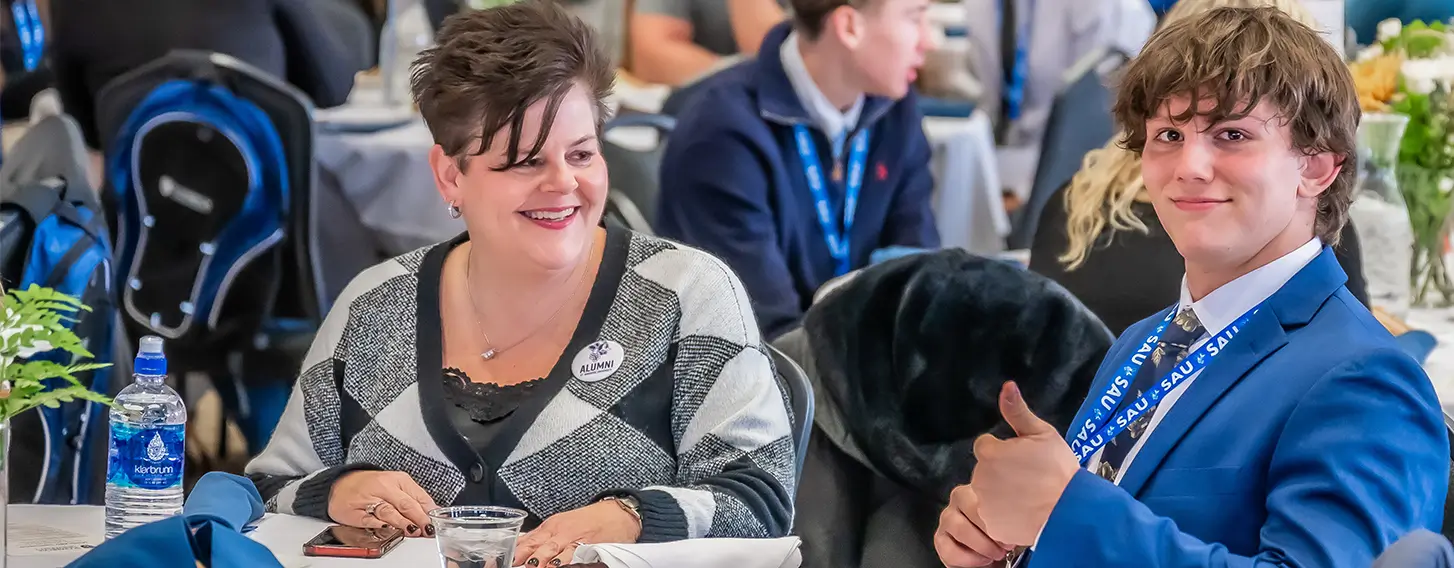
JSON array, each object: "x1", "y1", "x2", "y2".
[
  {"x1": 1067, "y1": 303, "x2": 1262, "y2": 463},
  {"x1": 793, "y1": 124, "x2": 869, "y2": 277},
  {"x1": 999, "y1": 0, "x2": 1032, "y2": 121},
  {"x1": 11, "y1": 0, "x2": 42, "y2": 72}
]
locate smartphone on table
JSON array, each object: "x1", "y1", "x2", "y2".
[{"x1": 303, "y1": 525, "x2": 405, "y2": 559}]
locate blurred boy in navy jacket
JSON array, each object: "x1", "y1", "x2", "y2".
[{"x1": 655, "y1": 0, "x2": 939, "y2": 339}]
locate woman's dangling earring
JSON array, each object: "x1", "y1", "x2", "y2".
[{"x1": 447, "y1": 201, "x2": 462, "y2": 219}]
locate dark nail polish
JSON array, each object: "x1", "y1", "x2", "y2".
[
  {"x1": 407, "y1": 524, "x2": 419, "y2": 535},
  {"x1": 526, "y1": 559, "x2": 539, "y2": 567},
  {"x1": 425, "y1": 524, "x2": 436, "y2": 536},
  {"x1": 549, "y1": 561, "x2": 562, "y2": 567}
]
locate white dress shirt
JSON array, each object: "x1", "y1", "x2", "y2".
[
  {"x1": 780, "y1": 31, "x2": 865, "y2": 158},
  {"x1": 1026, "y1": 238, "x2": 1323, "y2": 556}
]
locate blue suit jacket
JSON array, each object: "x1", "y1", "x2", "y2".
[{"x1": 1032, "y1": 248, "x2": 1449, "y2": 567}]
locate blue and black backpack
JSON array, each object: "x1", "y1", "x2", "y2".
[
  {"x1": 106, "y1": 78, "x2": 289, "y2": 352},
  {"x1": 0, "y1": 177, "x2": 118, "y2": 504}
]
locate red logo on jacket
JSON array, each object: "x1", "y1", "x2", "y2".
[{"x1": 875, "y1": 163, "x2": 888, "y2": 181}]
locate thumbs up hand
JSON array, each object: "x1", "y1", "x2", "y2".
[{"x1": 968, "y1": 381, "x2": 1080, "y2": 547}]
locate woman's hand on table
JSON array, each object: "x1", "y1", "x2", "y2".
[
  {"x1": 513, "y1": 500, "x2": 642, "y2": 567},
  {"x1": 329, "y1": 470, "x2": 440, "y2": 538}
]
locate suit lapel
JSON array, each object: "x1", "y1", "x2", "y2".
[
  {"x1": 1114, "y1": 247, "x2": 1347, "y2": 496},
  {"x1": 1062, "y1": 314, "x2": 1165, "y2": 451},
  {"x1": 1115, "y1": 314, "x2": 1288, "y2": 496}
]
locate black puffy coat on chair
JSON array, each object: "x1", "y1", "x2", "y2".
[{"x1": 776, "y1": 250, "x2": 1114, "y2": 568}]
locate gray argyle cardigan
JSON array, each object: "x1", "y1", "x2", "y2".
[{"x1": 244, "y1": 227, "x2": 796, "y2": 541}]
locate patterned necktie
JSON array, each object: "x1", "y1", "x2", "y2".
[{"x1": 1095, "y1": 307, "x2": 1206, "y2": 482}]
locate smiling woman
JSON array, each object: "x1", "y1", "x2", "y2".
[{"x1": 243, "y1": 3, "x2": 797, "y2": 567}]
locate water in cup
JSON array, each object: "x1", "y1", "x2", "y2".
[
  {"x1": 429, "y1": 506, "x2": 528, "y2": 568},
  {"x1": 438, "y1": 526, "x2": 517, "y2": 568}
]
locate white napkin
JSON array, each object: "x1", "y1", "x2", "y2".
[{"x1": 571, "y1": 537, "x2": 802, "y2": 568}]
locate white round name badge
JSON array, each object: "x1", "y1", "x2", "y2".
[{"x1": 572, "y1": 340, "x2": 624, "y2": 382}]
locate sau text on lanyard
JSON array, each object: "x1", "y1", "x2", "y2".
[
  {"x1": 1067, "y1": 303, "x2": 1262, "y2": 463},
  {"x1": 792, "y1": 124, "x2": 870, "y2": 277}
]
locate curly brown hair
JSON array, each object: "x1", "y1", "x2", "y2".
[
  {"x1": 1058, "y1": 0, "x2": 1324, "y2": 270},
  {"x1": 1113, "y1": 6, "x2": 1360, "y2": 244},
  {"x1": 409, "y1": 0, "x2": 615, "y2": 172}
]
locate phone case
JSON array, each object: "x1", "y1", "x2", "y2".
[{"x1": 302, "y1": 527, "x2": 405, "y2": 559}]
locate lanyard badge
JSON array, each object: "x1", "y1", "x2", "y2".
[
  {"x1": 793, "y1": 124, "x2": 870, "y2": 277},
  {"x1": 1067, "y1": 304, "x2": 1262, "y2": 463}
]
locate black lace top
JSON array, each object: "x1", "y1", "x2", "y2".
[{"x1": 441, "y1": 368, "x2": 556, "y2": 452}]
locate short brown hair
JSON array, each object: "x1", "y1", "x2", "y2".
[
  {"x1": 1113, "y1": 6, "x2": 1360, "y2": 244},
  {"x1": 792, "y1": 0, "x2": 869, "y2": 40},
  {"x1": 410, "y1": 1, "x2": 614, "y2": 171}
]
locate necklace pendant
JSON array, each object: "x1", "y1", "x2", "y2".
[{"x1": 481, "y1": 349, "x2": 497, "y2": 360}]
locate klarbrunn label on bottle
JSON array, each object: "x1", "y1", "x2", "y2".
[{"x1": 107, "y1": 422, "x2": 185, "y2": 490}]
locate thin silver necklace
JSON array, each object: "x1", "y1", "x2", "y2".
[{"x1": 464, "y1": 250, "x2": 590, "y2": 361}]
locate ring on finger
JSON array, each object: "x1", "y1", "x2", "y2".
[{"x1": 364, "y1": 501, "x2": 388, "y2": 517}]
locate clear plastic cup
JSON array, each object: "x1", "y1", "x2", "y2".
[{"x1": 428, "y1": 506, "x2": 529, "y2": 568}]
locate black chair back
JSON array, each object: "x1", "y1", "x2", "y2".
[
  {"x1": 601, "y1": 113, "x2": 675, "y2": 231},
  {"x1": 603, "y1": 191, "x2": 654, "y2": 234},
  {"x1": 767, "y1": 343, "x2": 815, "y2": 480},
  {"x1": 96, "y1": 50, "x2": 323, "y2": 331},
  {"x1": 1008, "y1": 48, "x2": 1125, "y2": 250},
  {"x1": 95, "y1": 50, "x2": 323, "y2": 458}
]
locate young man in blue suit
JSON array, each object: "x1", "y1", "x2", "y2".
[
  {"x1": 653, "y1": 0, "x2": 940, "y2": 339},
  {"x1": 933, "y1": 6, "x2": 1449, "y2": 568}
]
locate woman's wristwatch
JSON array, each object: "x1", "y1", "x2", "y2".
[{"x1": 599, "y1": 494, "x2": 642, "y2": 525}]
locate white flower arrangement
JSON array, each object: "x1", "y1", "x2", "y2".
[{"x1": 1350, "y1": 19, "x2": 1454, "y2": 305}]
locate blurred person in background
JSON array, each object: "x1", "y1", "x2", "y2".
[
  {"x1": 245, "y1": 3, "x2": 795, "y2": 567},
  {"x1": 962, "y1": 0, "x2": 1154, "y2": 146},
  {"x1": 654, "y1": 0, "x2": 941, "y2": 339},
  {"x1": 629, "y1": 0, "x2": 786, "y2": 86},
  {"x1": 48, "y1": 0, "x2": 369, "y2": 150},
  {"x1": 0, "y1": 0, "x2": 52, "y2": 121}
]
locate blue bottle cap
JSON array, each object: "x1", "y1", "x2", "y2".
[{"x1": 134, "y1": 335, "x2": 167, "y2": 376}]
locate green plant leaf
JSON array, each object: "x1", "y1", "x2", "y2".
[{"x1": 1, "y1": 285, "x2": 115, "y2": 420}]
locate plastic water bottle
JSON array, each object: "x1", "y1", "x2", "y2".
[{"x1": 104, "y1": 336, "x2": 187, "y2": 539}]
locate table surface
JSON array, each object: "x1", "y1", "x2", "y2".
[
  {"x1": 1407, "y1": 307, "x2": 1454, "y2": 412},
  {"x1": 5, "y1": 505, "x2": 445, "y2": 568}
]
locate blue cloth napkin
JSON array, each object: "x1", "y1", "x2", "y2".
[
  {"x1": 916, "y1": 97, "x2": 977, "y2": 118},
  {"x1": 870, "y1": 246, "x2": 931, "y2": 265},
  {"x1": 68, "y1": 472, "x2": 282, "y2": 568},
  {"x1": 1395, "y1": 330, "x2": 1439, "y2": 366}
]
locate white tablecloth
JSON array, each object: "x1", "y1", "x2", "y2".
[
  {"x1": 4, "y1": 506, "x2": 803, "y2": 568},
  {"x1": 925, "y1": 111, "x2": 1010, "y2": 254},
  {"x1": 5, "y1": 505, "x2": 442, "y2": 568}
]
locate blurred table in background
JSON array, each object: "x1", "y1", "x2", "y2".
[{"x1": 1407, "y1": 307, "x2": 1454, "y2": 411}]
